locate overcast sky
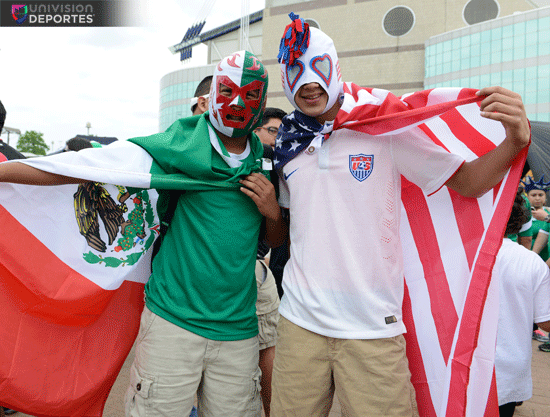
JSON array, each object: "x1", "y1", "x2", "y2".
[{"x1": 0, "y1": 0, "x2": 265, "y2": 152}]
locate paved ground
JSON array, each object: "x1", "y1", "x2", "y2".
[{"x1": 13, "y1": 339, "x2": 549, "y2": 417}]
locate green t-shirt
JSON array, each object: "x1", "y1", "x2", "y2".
[
  {"x1": 129, "y1": 114, "x2": 268, "y2": 341},
  {"x1": 529, "y1": 208, "x2": 550, "y2": 261}
]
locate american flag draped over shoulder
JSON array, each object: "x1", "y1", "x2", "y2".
[{"x1": 275, "y1": 83, "x2": 528, "y2": 417}]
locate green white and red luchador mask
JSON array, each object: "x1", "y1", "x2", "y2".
[{"x1": 208, "y1": 50, "x2": 269, "y2": 138}]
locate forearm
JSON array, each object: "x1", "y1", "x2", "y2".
[
  {"x1": 0, "y1": 161, "x2": 84, "y2": 185},
  {"x1": 533, "y1": 231, "x2": 549, "y2": 254},
  {"x1": 518, "y1": 235, "x2": 532, "y2": 250},
  {"x1": 265, "y1": 209, "x2": 288, "y2": 248},
  {"x1": 446, "y1": 139, "x2": 527, "y2": 198}
]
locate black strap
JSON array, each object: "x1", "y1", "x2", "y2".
[{"x1": 151, "y1": 190, "x2": 183, "y2": 261}]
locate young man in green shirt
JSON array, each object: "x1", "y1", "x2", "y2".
[{"x1": 0, "y1": 51, "x2": 284, "y2": 417}]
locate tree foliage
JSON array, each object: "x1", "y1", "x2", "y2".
[{"x1": 16, "y1": 130, "x2": 49, "y2": 155}]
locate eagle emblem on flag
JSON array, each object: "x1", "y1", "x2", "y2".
[{"x1": 349, "y1": 154, "x2": 374, "y2": 182}]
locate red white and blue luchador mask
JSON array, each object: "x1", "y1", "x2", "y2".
[
  {"x1": 280, "y1": 26, "x2": 342, "y2": 114},
  {"x1": 209, "y1": 50, "x2": 269, "y2": 138}
]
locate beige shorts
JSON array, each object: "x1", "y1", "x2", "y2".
[
  {"x1": 271, "y1": 317, "x2": 418, "y2": 417},
  {"x1": 255, "y1": 260, "x2": 280, "y2": 350},
  {"x1": 125, "y1": 306, "x2": 262, "y2": 417}
]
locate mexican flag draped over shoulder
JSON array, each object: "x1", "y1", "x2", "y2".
[
  {"x1": 0, "y1": 86, "x2": 526, "y2": 416},
  {"x1": 0, "y1": 114, "x2": 264, "y2": 417}
]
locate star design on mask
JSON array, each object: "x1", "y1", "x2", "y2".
[
  {"x1": 276, "y1": 137, "x2": 283, "y2": 148},
  {"x1": 298, "y1": 123, "x2": 310, "y2": 131},
  {"x1": 274, "y1": 157, "x2": 280, "y2": 165},
  {"x1": 288, "y1": 125, "x2": 297, "y2": 134}
]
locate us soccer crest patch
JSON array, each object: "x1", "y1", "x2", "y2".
[{"x1": 349, "y1": 154, "x2": 374, "y2": 182}]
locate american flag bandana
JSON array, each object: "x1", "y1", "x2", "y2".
[
  {"x1": 275, "y1": 82, "x2": 529, "y2": 417},
  {"x1": 274, "y1": 109, "x2": 325, "y2": 168}
]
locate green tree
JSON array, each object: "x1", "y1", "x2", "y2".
[{"x1": 16, "y1": 130, "x2": 49, "y2": 155}]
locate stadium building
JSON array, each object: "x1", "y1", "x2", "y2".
[{"x1": 160, "y1": 0, "x2": 550, "y2": 131}]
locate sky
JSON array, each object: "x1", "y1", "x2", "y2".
[{"x1": 0, "y1": 0, "x2": 265, "y2": 152}]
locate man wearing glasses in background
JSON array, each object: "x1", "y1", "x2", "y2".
[{"x1": 254, "y1": 108, "x2": 287, "y2": 148}]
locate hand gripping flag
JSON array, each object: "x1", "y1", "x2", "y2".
[
  {"x1": 275, "y1": 83, "x2": 529, "y2": 417},
  {"x1": 0, "y1": 114, "x2": 265, "y2": 416}
]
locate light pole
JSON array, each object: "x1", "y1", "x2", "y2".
[
  {"x1": 86, "y1": 122, "x2": 91, "y2": 135},
  {"x1": 1, "y1": 127, "x2": 21, "y2": 145}
]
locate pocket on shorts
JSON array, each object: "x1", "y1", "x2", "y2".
[
  {"x1": 125, "y1": 364, "x2": 157, "y2": 416},
  {"x1": 136, "y1": 306, "x2": 158, "y2": 345},
  {"x1": 258, "y1": 309, "x2": 280, "y2": 349},
  {"x1": 246, "y1": 366, "x2": 262, "y2": 413}
]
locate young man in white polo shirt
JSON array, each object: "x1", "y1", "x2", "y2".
[
  {"x1": 495, "y1": 190, "x2": 550, "y2": 417},
  {"x1": 270, "y1": 14, "x2": 531, "y2": 416}
]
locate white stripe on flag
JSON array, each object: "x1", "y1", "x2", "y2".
[
  {"x1": 18, "y1": 141, "x2": 154, "y2": 188},
  {"x1": 425, "y1": 188, "x2": 471, "y2": 312},
  {"x1": 401, "y1": 216, "x2": 448, "y2": 414}
]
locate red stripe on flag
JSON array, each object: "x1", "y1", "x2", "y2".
[
  {"x1": 445, "y1": 149, "x2": 527, "y2": 417},
  {"x1": 483, "y1": 370, "x2": 499, "y2": 417},
  {"x1": 0, "y1": 204, "x2": 113, "y2": 326},
  {"x1": 401, "y1": 89, "x2": 434, "y2": 109},
  {"x1": 493, "y1": 182, "x2": 502, "y2": 204},
  {"x1": 0, "y1": 275, "x2": 143, "y2": 416},
  {"x1": 457, "y1": 88, "x2": 480, "y2": 101},
  {"x1": 403, "y1": 283, "x2": 437, "y2": 417},
  {"x1": 0, "y1": 202, "x2": 145, "y2": 416},
  {"x1": 401, "y1": 177, "x2": 458, "y2": 363},
  {"x1": 440, "y1": 109, "x2": 495, "y2": 158},
  {"x1": 447, "y1": 189, "x2": 484, "y2": 270},
  {"x1": 335, "y1": 88, "x2": 482, "y2": 135}
]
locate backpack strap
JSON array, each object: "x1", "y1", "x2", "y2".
[{"x1": 151, "y1": 190, "x2": 184, "y2": 262}]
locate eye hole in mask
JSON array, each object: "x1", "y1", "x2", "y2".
[
  {"x1": 310, "y1": 54, "x2": 333, "y2": 87},
  {"x1": 286, "y1": 61, "x2": 304, "y2": 92}
]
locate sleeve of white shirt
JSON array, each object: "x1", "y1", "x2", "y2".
[
  {"x1": 533, "y1": 260, "x2": 550, "y2": 324},
  {"x1": 391, "y1": 127, "x2": 465, "y2": 196}
]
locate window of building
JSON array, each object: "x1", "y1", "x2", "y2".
[
  {"x1": 463, "y1": 0, "x2": 499, "y2": 26},
  {"x1": 382, "y1": 6, "x2": 415, "y2": 37}
]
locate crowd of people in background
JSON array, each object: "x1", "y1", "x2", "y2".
[{"x1": 1, "y1": 12, "x2": 549, "y2": 417}]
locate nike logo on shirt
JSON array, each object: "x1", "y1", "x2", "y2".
[{"x1": 284, "y1": 168, "x2": 299, "y2": 181}]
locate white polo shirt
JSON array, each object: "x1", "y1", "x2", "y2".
[{"x1": 278, "y1": 126, "x2": 464, "y2": 339}]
